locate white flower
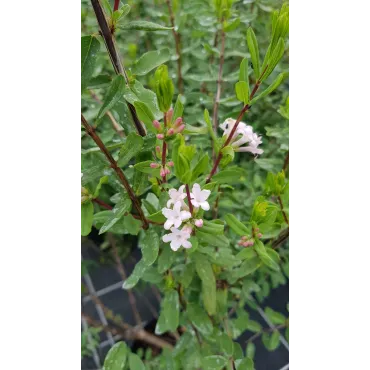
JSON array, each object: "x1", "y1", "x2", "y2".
[
  {"x1": 190, "y1": 183, "x2": 211, "y2": 211},
  {"x1": 162, "y1": 227, "x2": 192, "y2": 251},
  {"x1": 220, "y1": 118, "x2": 263, "y2": 155},
  {"x1": 167, "y1": 185, "x2": 187, "y2": 208},
  {"x1": 162, "y1": 201, "x2": 191, "y2": 230}
]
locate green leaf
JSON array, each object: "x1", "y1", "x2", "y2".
[
  {"x1": 250, "y1": 72, "x2": 287, "y2": 105},
  {"x1": 103, "y1": 342, "x2": 127, "y2": 370},
  {"x1": 224, "y1": 17, "x2": 240, "y2": 32},
  {"x1": 154, "y1": 65, "x2": 174, "y2": 112},
  {"x1": 202, "y1": 355, "x2": 227, "y2": 370},
  {"x1": 246, "y1": 320, "x2": 262, "y2": 333},
  {"x1": 246, "y1": 342, "x2": 256, "y2": 359},
  {"x1": 101, "y1": 0, "x2": 113, "y2": 15},
  {"x1": 230, "y1": 257, "x2": 260, "y2": 281},
  {"x1": 155, "y1": 290, "x2": 180, "y2": 334},
  {"x1": 254, "y1": 239, "x2": 280, "y2": 271},
  {"x1": 187, "y1": 303, "x2": 213, "y2": 336},
  {"x1": 128, "y1": 353, "x2": 146, "y2": 370},
  {"x1": 86, "y1": 74, "x2": 112, "y2": 89},
  {"x1": 236, "y1": 248, "x2": 257, "y2": 261},
  {"x1": 133, "y1": 100, "x2": 155, "y2": 127},
  {"x1": 217, "y1": 333, "x2": 234, "y2": 357},
  {"x1": 81, "y1": 201, "x2": 94, "y2": 236},
  {"x1": 239, "y1": 58, "x2": 249, "y2": 84},
  {"x1": 264, "y1": 307, "x2": 286, "y2": 325},
  {"x1": 201, "y1": 220, "x2": 225, "y2": 235},
  {"x1": 246, "y1": 28, "x2": 260, "y2": 79},
  {"x1": 147, "y1": 210, "x2": 166, "y2": 223},
  {"x1": 132, "y1": 48, "x2": 170, "y2": 76},
  {"x1": 157, "y1": 245, "x2": 176, "y2": 273},
  {"x1": 182, "y1": 263, "x2": 195, "y2": 288},
  {"x1": 191, "y1": 153, "x2": 209, "y2": 182},
  {"x1": 117, "y1": 132, "x2": 144, "y2": 167},
  {"x1": 225, "y1": 214, "x2": 249, "y2": 236},
  {"x1": 262, "y1": 330, "x2": 280, "y2": 351},
  {"x1": 140, "y1": 228, "x2": 159, "y2": 266},
  {"x1": 81, "y1": 36, "x2": 100, "y2": 91},
  {"x1": 194, "y1": 253, "x2": 216, "y2": 315},
  {"x1": 112, "y1": 4, "x2": 130, "y2": 22},
  {"x1": 119, "y1": 20, "x2": 173, "y2": 31},
  {"x1": 212, "y1": 168, "x2": 245, "y2": 184},
  {"x1": 99, "y1": 195, "x2": 131, "y2": 234},
  {"x1": 122, "y1": 259, "x2": 148, "y2": 289},
  {"x1": 235, "y1": 81, "x2": 249, "y2": 105},
  {"x1": 96, "y1": 75, "x2": 126, "y2": 121},
  {"x1": 93, "y1": 176, "x2": 109, "y2": 198},
  {"x1": 235, "y1": 357, "x2": 254, "y2": 370},
  {"x1": 196, "y1": 230, "x2": 229, "y2": 248},
  {"x1": 122, "y1": 214, "x2": 141, "y2": 235},
  {"x1": 171, "y1": 94, "x2": 185, "y2": 124},
  {"x1": 262, "y1": 38, "x2": 286, "y2": 81},
  {"x1": 134, "y1": 160, "x2": 159, "y2": 175},
  {"x1": 204, "y1": 109, "x2": 219, "y2": 150},
  {"x1": 219, "y1": 145, "x2": 235, "y2": 168}
]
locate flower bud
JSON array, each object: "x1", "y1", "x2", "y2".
[
  {"x1": 167, "y1": 161, "x2": 174, "y2": 167},
  {"x1": 167, "y1": 128, "x2": 175, "y2": 136},
  {"x1": 160, "y1": 167, "x2": 166, "y2": 177},
  {"x1": 150, "y1": 162, "x2": 159, "y2": 168},
  {"x1": 156, "y1": 145, "x2": 161, "y2": 153},
  {"x1": 157, "y1": 133, "x2": 164, "y2": 140},
  {"x1": 81, "y1": 186, "x2": 89, "y2": 195},
  {"x1": 174, "y1": 117, "x2": 183, "y2": 127},
  {"x1": 81, "y1": 195, "x2": 89, "y2": 203},
  {"x1": 257, "y1": 233, "x2": 263, "y2": 238},
  {"x1": 195, "y1": 219, "x2": 203, "y2": 228},
  {"x1": 152, "y1": 120, "x2": 161, "y2": 130},
  {"x1": 175, "y1": 124, "x2": 185, "y2": 133},
  {"x1": 166, "y1": 108, "x2": 174, "y2": 122}
]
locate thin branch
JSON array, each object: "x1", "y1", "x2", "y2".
[
  {"x1": 93, "y1": 198, "x2": 112, "y2": 210},
  {"x1": 165, "y1": 0, "x2": 183, "y2": 93},
  {"x1": 277, "y1": 196, "x2": 289, "y2": 225},
  {"x1": 85, "y1": 289, "x2": 173, "y2": 349},
  {"x1": 90, "y1": 0, "x2": 146, "y2": 137},
  {"x1": 161, "y1": 113, "x2": 168, "y2": 183},
  {"x1": 113, "y1": 0, "x2": 120, "y2": 12},
  {"x1": 206, "y1": 65, "x2": 269, "y2": 184},
  {"x1": 107, "y1": 233, "x2": 142, "y2": 326},
  {"x1": 185, "y1": 184, "x2": 194, "y2": 214},
  {"x1": 272, "y1": 227, "x2": 289, "y2": 249},
  {"x1": 82, "y1": 312, "x2": 123, "y2": 337},
  {"x1": 90, "y1": 90, "x2": 124, "y2": 137},
  {"x1": 283, "y1": 151, "x2": 289, "y2": 172},
  {"x1": 246, "y1": 323, "x2": 287, "y2": 344},
  {"x1": 81, "y1": 114, "x2": 149, "y2": 229}
]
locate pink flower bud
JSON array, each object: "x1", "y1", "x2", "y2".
[
  {"x1": 160, "y1": 168, "x2": 166, "y2": 177},
  {"x1": 241, "y1": 235, "x2": 247, "y2": 240},
  {"x1": 167, "y1": 161, "x2": 174, "y2": 167},
  {"x1": 152, "y1": 120, "x2": 161, "y2": 130},
  {"x1": 150, "y1": 163, "x2": 159, "y2": 168},
  {"x1": 257, "y1": 233, "x2": 263, "y2": 238},
  {"x1": 166, "y1": 108, "x2": 174, "y2": 122},
  {"x1": 182, "y1": 225, "x2": 193, "y2": 234},
  {"x1": 195, "y1": 219, "x2": 203, "y2": 228},
  {"x1": 157, "y1": 134, "x2": 164, "y2": 140},
  {"x1": 175, "y1": 124, "x2": 185, "y2": 133},
  {"x1": 165, "y1": 167, "x2": 171, "y2": 175},
  {"x1": 174, "y1": 117, "x2": 183, "y2": 127},
  {"x1": 167, "y1": 128, "x2": 175, "y2": 136},
  {"x1": 255, "y1": 228, "x2": 260, "y2": 232},
  {"x1": 156, "y1": 146, "x2": 161, "y2": 153}
]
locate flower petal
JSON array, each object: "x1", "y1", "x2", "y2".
[
  {"x1": 182, "y1": 240, "x2": 192, "y2": 249},
  {"x1": 162, "y1": 233, "x2": 174, "y2": 242},
  {"x1": 164, "y1": 219, "x2": 173, "y2": 230},
  {"x1": 200, "y1": 201, "x2": 210, "y2": 211},
  {"x1": 180, "y1": 210, "x2": 191, "y2": 220}
]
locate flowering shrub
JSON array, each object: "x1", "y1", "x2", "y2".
[{"x1": 81, "y1": 0, "x2": 289, "y2": 368}]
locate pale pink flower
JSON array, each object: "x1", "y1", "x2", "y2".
[
  {"x1": 162, "y1": 201, "x2": 191, "y2": 230},
  {"x1": 190, "y1": 183, "x2": 211, "y2": 211},
  {"x1": 162, "y1": 227, "x2": 192, "y2": 251}
]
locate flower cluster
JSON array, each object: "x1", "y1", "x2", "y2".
[
  {"x1": 162, "y1": 183, "x2": 211, "y2": 251},
  {"x1": 237, "y1": 228, "x2": 263, "y2": 247},
  {"x1": 220, "y1": 118, "x2": 263, "y2": 155}
]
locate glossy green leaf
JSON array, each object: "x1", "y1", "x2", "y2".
[
  {"x1": 99, "y1": 195, "x2": 131, "y2": 234},
  {"x1": 128, "y1": 353, "x2": 146, "y2": 370},
  {"x1": 264, "y1": 307, "x2": 286, "y2": 325},
  {"x1": 235, "y1": 357, "x2": 254, "y2": 370},
  {"x1": 250, "y1": 72, "x2": 287, "y2": 105},
  {"x1": 81, "y1": 201, "x2": 94, "y2": 236},
  {"x1": 187, "y1": 303, "x2": 213, "y2": 336},
  {"x1": 191, "y1": 153, "x2": 209, "y2": 182},
  {"x1": 172, "y1": 94, "x2": 185, "y2": 124},
  {"x1": 147, "y1": 210, "x2": 166, "y2": 223},
  {"x1": 119, "y1": 20, "x2": 173, "y2": 31},
  {"x1": 239, "y1": 58, "x2": 249, "y2": 83},
  {"x1": 134, "y1": 160, "x2": 159, "y2": 175},
  {"x1": 155, "y1": 290, "x2": 180, "y2": 334},
  {"x1": 196, "y1": 230, "x2": 229, "y2": 248},
  {"x1": 122, "y1": 259, "x2": 148, "y2": 289},
  {"x1": 132, "y1": 48, "x2": 170, "y2": 76},
  {"x1": 246, "y1": 27, "x2": 260, "y2": 79},
  {"x1": 103, "y1": 342, "x2": 128, "y2": 370},
  {"x1": 202, "y1": 355, "x2": 228, "y2": 370},
  {"x1": 117, "y1": 132, "x2": 144, "y2": 167},
  {"x1": 140, "y1": 228, "x2": 159, "y2": 266},
  {"x1": 225, "y1": 214, "x2": 250, "y2": 236},
  {"x1": 246, "y1": 320, "x2": 262, "y2": 333},
  {"x1": 224, "y1": 17, "x2": 240, "y2": 32},
  {"x1": 212, "y1": 168, "x2": 246, "y2": 184},
  {"x1": 96, "y1": 75, "x2": 126, "y2": 121},
  {"x1": 235, "y1": 81, "x2": 249, "y2": 104},
  {"x1": 122, "y1": 214, "x2": 142, "y2": 235},
  {"x1": 157, "y1": 245, "x2": 176, "y2": 273},
  {"x1": 217, "y1": 333, "x2": 234, "y2": 357},
  {"x1": 81, "y1": 36, "x2": 100, "y2": 91},
  {"x1": 246, "y1": 342, "x2": 256, "y2": 359}
]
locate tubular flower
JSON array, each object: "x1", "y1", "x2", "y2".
[
  {"x1": 167, "y1": 185, "x2": 187, "y2": 208},
  {"x1": 220, "y1": 118, "x2": 263, "y2": 155},
  {"x1": 162, "y1": 201, "x2": 191, "y2": 230},
  {"x1": 162, "y1": 227, "x2": 192, "y2": 251},
  {"x1": 190, "y1": 183, "x2": 211, "y2": 211}
]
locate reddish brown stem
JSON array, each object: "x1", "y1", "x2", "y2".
[
  {"x1": 93, "y1": 198, "x2": 112, "y2": 210},
  {"x1": 113, "y1": 0, "x2": 120, "y2": 11},
  {"x1": 277, "y1": 195, "x2": 289, "y2": 225},
  {"x1": 185, "y1": 184, "x2": 193, "y2": 214},
  {"x1": 165, "y1": 0, "x2": 183, "y2": 93},
  {"x1": 81, "y1": 114, "x2": 149, "y2": 229},
  {"x1": 161, "y1": 113, "x2": 168, "y2": 183}
]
